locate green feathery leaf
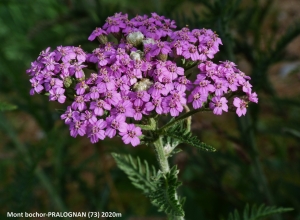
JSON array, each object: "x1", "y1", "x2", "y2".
[
  {"x1": 149, "y1": 166, "x2": 185, "y2": 217},
  {"x1": 227, "y1": 203, "x2": 293, "y2": 220},
  {"x1": 164, "y1": 122, "x2": 216, "y2": 152},
  {"x1": 111, "y1": 153, "x2": 157, "y2": 194}
]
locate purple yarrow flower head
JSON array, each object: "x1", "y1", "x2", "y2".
[
  {"x1": 163, "y1": 61, "x2": 184, "y2": 80},
  {"x1": 61, "y1": 106, "x2": 80, "y2": 125},
  {"x1": 57, "y1": 62, "x2": 71, "y2": 77},
  {"x1": 87, "y1": 119, "x2": 107, "y2": 143},
  {"x1": 148, "y1": 82, "x2": 169, "y2": 96},
  {"x1": 38, "y1": 47, "x2": 52, "y2": 58},
  {"x1": 198, "y1": 60, "x2": 217, "y2": 72},
  {"x1": 80, "y1": 110, "x2": 97, "y2": 124},
  {"x1": 214, "y1": 79, "x2": 229, "y2": 96},
  {"x1": 130, "y1": 90, "x2": 150, "y2": 106},
  {"x1": 55, "y1": 46, "x2": 76, "y2": 63},
  {"x1": 187, "y1": 89, "x2": 208, "y2": 109},
  {"x1": 176, "y1": 28, "x2": 197, "y2": 43},
  {"x1": 149, "y1": 12, "x2": 165, "y2": 26},
  {"x1": 131, "y1": 14, "x2": 148, "y2": 26},
  {"x1": 27, "y1": 12, "x2": 259, "y2": 147},
  {"x1": 88, "y1": 48, "x2": 110, "y2": 67},
  {"x1": 145, "y1": 25, "x2": 162, "y2": 40},
  {"x1": 43, "y1": 56, "x2": 57, "y2": 72},
  {"x1": 121, "y1": 20, "x2": 136, "y2": 34},
  {"x1": 104, "y1": 91, "x2": 121, "y2": 106},
  {"x1": 162, "y1": 97, "x2": 184, "y2": 116},
  {"x1": 226, "y1": 74, "x2": 239, "y2": 92},
  {"x1": 29, "y1": 78, "x2": 44, "y2": 95},
  {"x1": 174, "y1": 76, "x2": 192, "y2": 92},
  {"x1": 242, "y1": 81, "x2": 252, "y2": 93},
  {"x1": 170, "y1": 90, "x2": 187, "y2": 105},
  {"x1": 233, "y1": 97, "x2": 248, "y2": 117},
  {"x1": 69, "y1": 120, "x2": 87, "y2": 138},
  {"x1": 69, "y1": 62, "x2": 86, "y2": 79},
  {"x1": 111, "y1": 100, "x2": 134, "y2": 117},
  {"x1": 72, "y1": 95, "x2": 87, "y2": 111},
  {"x1": 145, "y1": 96, "x2": 163, "y2": 114},
  {"x1": 119, "y1": 124, "x2": 142, "y2": 147},
  {"x1": 182, "y1": 44, "x2": 200, "y2": 61},
  {"x1": 248, "y1": 92, "x2": 258, "y2": 103},
  {"x1": 132, "y1": 105, "x2": 145, "y2": 121},
  {"x1": 194, "y1": 78, "x2": 215, "y2": 95},
  {"x1": 115, "y1": 75, "x2": 130, "y2": 91},
  {"x1": 86, "y1": 73, "x2": 99, "y2": 85},
  {"x1": 236, "y1": 70, "x2": 251, "y2": 84},
  {"x1": 85, "y1": 86, "x2": 102, "y2": 100},
  {"x1": 161, "y1": 19, "x2": 176, "y2": 37},
  {"x1": 198, "y1": 47, "x2": 215, "y2": 61},
  {"x1": 97, "y1": 75, "x2": 115, "y2": 91},
  {"x1": 110, "y1": 63, "x2": 123, "y2": 78},
  {"x1": 150, "y1": 41, "x2": 171, "y2": 56},
  {"x1": 171, "y1": 40, "x2": 188, "y2": 56},
  {"x1": 105, "y1": 115, "x2": 127, "y2": 138},
  {"x1": 103, "y1": 15, "x2": 126, "y2": 34},
  {"x1": 89, "y1": 99, "x2": 111, "y2": 116},
  {"x1": 75, "y1": 81, "x2": 89, "y2": 95},
  {"x1": 41, "y1": 70, "x2": 54, "y2": 82},
  {"x1": 44, "y1": 78, "x2": 63, "y2": 92},
  {"x1": 209, "y1": 96, "x2": 228, "y2": 115},
  {"x1": 49, "y1": 87, "x2": 66, "y2": 103},
  {"x1": 88, "y1": 27, "x2": 107, "y2": 41},
  {"x1": 73, "y1": 47, "x2": 87, "y2": 63}
]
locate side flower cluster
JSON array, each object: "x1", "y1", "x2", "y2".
[{"x1": 26, "y1": 12, "x2": 258, "y2": 146}]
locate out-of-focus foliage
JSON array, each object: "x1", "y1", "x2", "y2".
[{"x1": 0, "y1": 0, "x2": 300, "y2": 219}]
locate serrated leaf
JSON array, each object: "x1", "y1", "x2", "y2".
[
  {"x1": 227, "y1": 203, "x2": 293, "y2": 220},
  {"x1": 0, "y1": 101, "x2": 17, "y2": 112},
  {"x1": 164, "y1": 122, "x2": 216, "y2": 152},
  {"x1": 148, "y1": 166, "x2": 185, "y2": 217},
  {"x1": 111, "y1": 153, "x2": 157, "y2": 194}
]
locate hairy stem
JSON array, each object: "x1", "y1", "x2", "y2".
[
  {"x1": 153, "y1": 136, "x2": 184, "y2": 220},
  {"x1": 153, "y1": 136, "x2": 170, "y2": 173}
]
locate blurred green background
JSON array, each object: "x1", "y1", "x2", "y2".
[{"x1": 0, "y1": 0, "x2": 300, "y2": 219}]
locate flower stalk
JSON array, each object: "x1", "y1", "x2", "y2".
[{"x1": 153, "y1": 135, "x2": 184, "y2": 220}]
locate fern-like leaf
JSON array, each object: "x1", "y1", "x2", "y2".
[
  {"x1": 111, "y1": 153, "x2": 157, "y2": 194},
  {"x1": 164, "y1": 122, "x2": 216, "y2": 152},
  {"x1": 227, "y1": 203, "x2": 293, "y2": 220},
  {"x1": 149, "y1": 166, "x2": 185, "y2": 217}
]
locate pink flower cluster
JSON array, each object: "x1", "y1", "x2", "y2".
[{"x1": 26, "y1": 12, "x2": 258, "y2": 146}]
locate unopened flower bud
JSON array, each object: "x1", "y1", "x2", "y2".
[
  {"x1": 97, "y1": 35, "x2": 108, "y2": 44},
  {"x1": 133, "y1": 78, "x2": 153, "y2": 91},
  {"x1": 63, "y1": 77, "x2": 73, "y2": 88},
  {"x1": 130, "y1": 50, "x2": 144, "y2": 61},
  {"x1": 142, "y1": 38, "x2": 156, "y2": 46},
  {"x1": 157, "y1": 53, "x2": 168, "y2": 61},
  {"x1": 126, "y1": 31, "x2": 144, "y2": 47}
]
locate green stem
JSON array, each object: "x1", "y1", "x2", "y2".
[
  {"x1": 153, "y1": 136, "x2": 184, "y2": 220},
  {"x1": 153, "y1": 136, "x2": 170, "y2": 173}
]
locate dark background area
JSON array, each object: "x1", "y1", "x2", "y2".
[{"x1": 0, "y1": 0, "x2": 300, "y2": 219}]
